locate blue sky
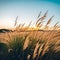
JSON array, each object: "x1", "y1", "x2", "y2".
[{"x1": 0, "y1": 0, "x2": 60, "y2": 29}]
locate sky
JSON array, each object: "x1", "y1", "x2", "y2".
[{"x1": 0, "y1": 0, "x2": 60, "y2": 29}]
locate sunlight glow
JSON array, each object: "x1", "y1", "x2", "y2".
[{"x1": 0, "y1": 0, "x2": 60, "y2": 29}]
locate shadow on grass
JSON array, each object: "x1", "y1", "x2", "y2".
[{"x1": 0, "y1": 43, "x2": 8, "y2": 60}]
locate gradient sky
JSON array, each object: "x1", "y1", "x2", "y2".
[{"x1": 0, "y1": 0, "x2": 60, "y2": 29}]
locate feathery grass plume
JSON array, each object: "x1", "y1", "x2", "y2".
[
  {"x1": 38, "y1": 43, "x2": 45, "y2": 56},
  {"x1": 33, "y1": 42, "x2": 40, "y2": 59},
  {"x1": 36, "y1": 10, "x2": 48, "y2": 25},
  {"x1": 35, "y1": 11, "x2": 48, "y2": 30},
  {"x1": 36, "y1": 21, "x2": 44, "y2": 29},
  {"x1": 46, "y1": 16, "x2": 54, "y2": 25},
  {"x1": 53, "y1": 22, "x2": 59, "y2": 30},
  {"x1": 40, "y1": 10, "x2": 48, "y2": 21},
  {"x1": 37, "y1": 11, "x2": 42, "y2": 18},
  {"x1": 36, "y1": 43, "x2": 45, "y2": 60},
  {"x1": 41, "y1": 42, "x2": 49, "y2": 57},
  {"x1": 14, "y1": 16, "x2": 18, "y2": 27},
  {"x1": 54, "y1": 22, "x2": 59, "y2": 28},
  {"x1": 53, "y1": 22, "x2": 60, "y2": 30},
  {"x1": 44, "y1": 16, "x2": 54, "y2": 30},
  {"x1": 23, "y1": 36, "x2": 30, "y2": 50},
  {"x1": 36, "y1": 11, "x2": 42, "y2": 25}
]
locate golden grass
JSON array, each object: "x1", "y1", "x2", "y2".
[
  {"x1": 0, "y1": 11, "x2": 60, "y2": 60},
  {"x1": 0, "y1": 29, "x2": 60, "y2": 60}
]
